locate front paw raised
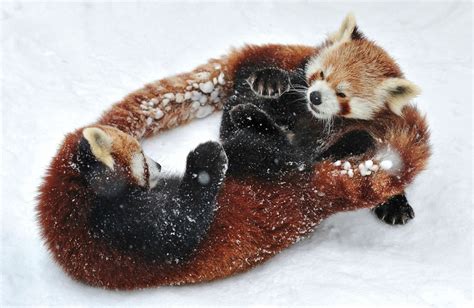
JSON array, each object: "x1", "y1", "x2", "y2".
[
  {"x1": 186, "y1": 141, "x2": 228, "y2": 186},
  {"x1": 229, "y1": 103, "x2": 278, "y2": 134},
  {"x1": 247, "y1": 68, "x2": 290, "y2": 98}
]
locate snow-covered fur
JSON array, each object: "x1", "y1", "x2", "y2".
[
  {"x1": 38, "y1": 108, "x2": 430, "y2": 289},
  {"x1": 38, "y1": 125, "x2": 228, "y2": 273},
  {"x1": 37, "y1": 14, "x2": 431, "y2": 289},
  {"x1": 96, "y1": 14, "x2": 420, "y2": 138},
  {"x1": 219, "y1": 14, "x2": 421, "y2": 223}
]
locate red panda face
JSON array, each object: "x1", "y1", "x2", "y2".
[
  {"x1": 305, "y1": 14, "x2": 420, "y2": 120},
  {"x1": 81, "y1": 126, "x2": 161, "y2": 191}
]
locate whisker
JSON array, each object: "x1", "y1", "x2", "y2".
[
  {"x1": 289, "y1": 85, "x2": 308, "y2": 91},
  {"x1": 287, "y1": 97, "x2": 308, "y2": 105}
]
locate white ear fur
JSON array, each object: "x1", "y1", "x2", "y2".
[
  {"x1": 377, "y1": 78, "x2": 421, "y2": 115},
  {"x1": 328, "y1": 13, "x2": 357, "y2": 43},
  {"x1": 82, "y1": 127, "x2": 115, "y2": 170}
]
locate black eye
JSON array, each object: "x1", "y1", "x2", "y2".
[
  {"x1": 336, "y1": 92, "x2": 346, "y2": 98},
  {"x1": 320, "y1": 71, "x2": 324, "y2": 79}
]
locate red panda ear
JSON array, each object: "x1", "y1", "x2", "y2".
[
  {"x1": 329, "y1": 13, "x2": 361, "y2": 43},
  {"x1": 377, "y1": 78, "x2": 421, "y2": 115},
  {"x1": 82, "y1": 127, "x2": 115, "y2": 170}
]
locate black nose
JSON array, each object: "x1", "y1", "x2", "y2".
[{"x1": 309, "y1": 91, "x2": 322, "y2": 105}]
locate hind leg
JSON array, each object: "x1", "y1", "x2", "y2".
[
  {"x1": 372, "y1": 193, "x2": 415, "y2": 225},
  {"x1": 156, "y1": 141, "x2": 228, "y2": 260},
  {"x1": 180, "y1": 141, "x2": 228, "y2": 202}
]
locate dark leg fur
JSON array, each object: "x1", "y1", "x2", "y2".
[
  {"x1": 220, "y1": 66, "x2": 309, "y2": 179},
  {"x1": 226, "y1": 63, "x2": 416, "y2": 224},
  {"x1": 223, "y1": 102, "x2": 302, "y2": 179},
  {"x1": 372, "y1": 193, "x2": 415, "y2": 225},
  {"x1": 89, "y1": 142, "x2": 227, "y2": 262},
  {"x1": 230, "y1": 103, "x2": 286, "y2": 136},
  {"x1": 318, "y1": 130, "x2": 375, "y2": 161}
]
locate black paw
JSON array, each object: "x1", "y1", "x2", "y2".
[
  {"x1": 247, "y1": 68, "x2": 290, "y2": 98},
  {"x1": 373, "y1": 194, "x2": 415, "y2": 225},
  {"x1": 186, "y1": 141, "x2": 228, "y2": 185}
]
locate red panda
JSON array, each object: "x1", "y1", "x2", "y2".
[
  {"x1": 38, "y1": 15, "x2": 431, "y2": 289},
  {"x1": 221, "y1": 13, "x2": 422, "y2": 224},
  {"x1": 304, "y1": 14, "x2": 420, "y2": 120}
]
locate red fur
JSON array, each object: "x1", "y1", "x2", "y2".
[
  {"x1": 38, "y1": 106, "x2": 430, "y2": 289},
  {"x1": 38, "y1": 44, "x2": 431, "y2": 289},
  {"x1": 96, "y1": 44, "x2": 317, "y2": 139}
]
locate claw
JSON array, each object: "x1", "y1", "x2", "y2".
[
  {"x1": 247, "y1": 74, "x2": 256, "y2": 87},
  {"x1": 257, "y1": 81, "x2": 264, "y2": 95},
  {"x1": 276, "y1": 81, "x2": 283, "y2": 97},
  {"x1": 267, "y1": 87, "x2": 274, "y2": 97}
]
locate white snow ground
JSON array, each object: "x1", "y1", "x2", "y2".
[{"x1": 1, "y1": 1, "x2": 472, "y2": 306}]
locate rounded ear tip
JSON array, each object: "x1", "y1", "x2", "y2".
[
  {"x1": 402, "y1": 79, "x2": 422, "y2": 97},
  {"x1": 344, "y1": 12, "x2": 356, "y2": 24},
  {"x1": 81, "y1": 127, "x2": 115, "y2": 170},
  {"x1": 82, "y1": 126, "x2": 113, "y2": 151},
  {"x1": 329, "y1": 12, "x2": 358, "y2": 43},
  {"x1": 82, "y1": 127, "x2": 104, "y2": 139},
  {"x1": 411, "y1": 83, "x2": 422, "y2": 96}
]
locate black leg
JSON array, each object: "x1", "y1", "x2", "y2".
[
  {"x1": 319, "y1": 130, "x2": 375, "y2": 161},
  {"x1": 161, "y1": 141, "x2": 228, "y2": 261},
  {"x1": 180, "y1": 141, "x2": 228, "y2": 199},
  {"x1": 229, "y1": 103, "x2": 285, "y2": 136},
  {"x1": 372, "y1": 193, "x2": 415, "y2": 225},
  {"x1": 89, "y1": 141, "x2": 228, "y2": 263}
]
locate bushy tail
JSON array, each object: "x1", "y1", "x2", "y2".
[
  {"x1": 96, "y1": 44, "x2": 317, "y2": 139},
  {"x1": 97, "y1": 57, "x2": 231, "y2": 139},
  {"x1": 311, "y1": 106, "x2": 431, "y2": 215}
]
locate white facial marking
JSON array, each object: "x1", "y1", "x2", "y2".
[
  {"x1": 306, "y1": 81, "x2": 339, "y2": 119},
  {"x1": 324, "y1": 65, "x2": 334, "y2": 77},
  {"x1": 346, "y1": 97, "x2": 382, "y2": 119},
  {"x1": 305, "y1": 42, "x2": 343, "y2": 80},
  {"x1": 131, "y1": 152, "x2": 146, "y2": 187},
  {"x1": 336, "y1": 81, "x2": 350, "y2": 93}
]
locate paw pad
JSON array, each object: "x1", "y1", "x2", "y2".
[{"x1": 197, "y1": 171, "x2": 211, "y2": 185}]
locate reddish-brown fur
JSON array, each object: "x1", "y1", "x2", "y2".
[
  {"x1": 38, "y1": 44, "x2": 431, "y2": 289},
  {"x1": 38, "y1": 106, "x2": 429, "y2": 289},
  {"x1": 96, "y1": 44, "x2": 317, "y2": 139}
]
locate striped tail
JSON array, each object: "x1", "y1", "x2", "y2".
[
  {"x1": 97, "y1": 56, "x2": 231, "y2": 139},
  {"x1": 96, "y1": 44, "x2": 317, "y2": 139}
]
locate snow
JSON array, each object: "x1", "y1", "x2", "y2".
[
  {"x1": 364, "y1": 160, "x2": 373, "y2": 169},
  {"x1": 343, "y1": 161, "x2": 351, "y2": 170},
  {"x1": 380, "y1": 160, "x2": 393, "y2": 171},
  {"x1": 1, "y1": 1, "x2": 472, "y2": 306},
  {"x1": 197, "y1": 171, "x2": 211, "y2": 186},
  {"x1": 199, "y1": 81, "x2": 214, "y2": 94}
]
